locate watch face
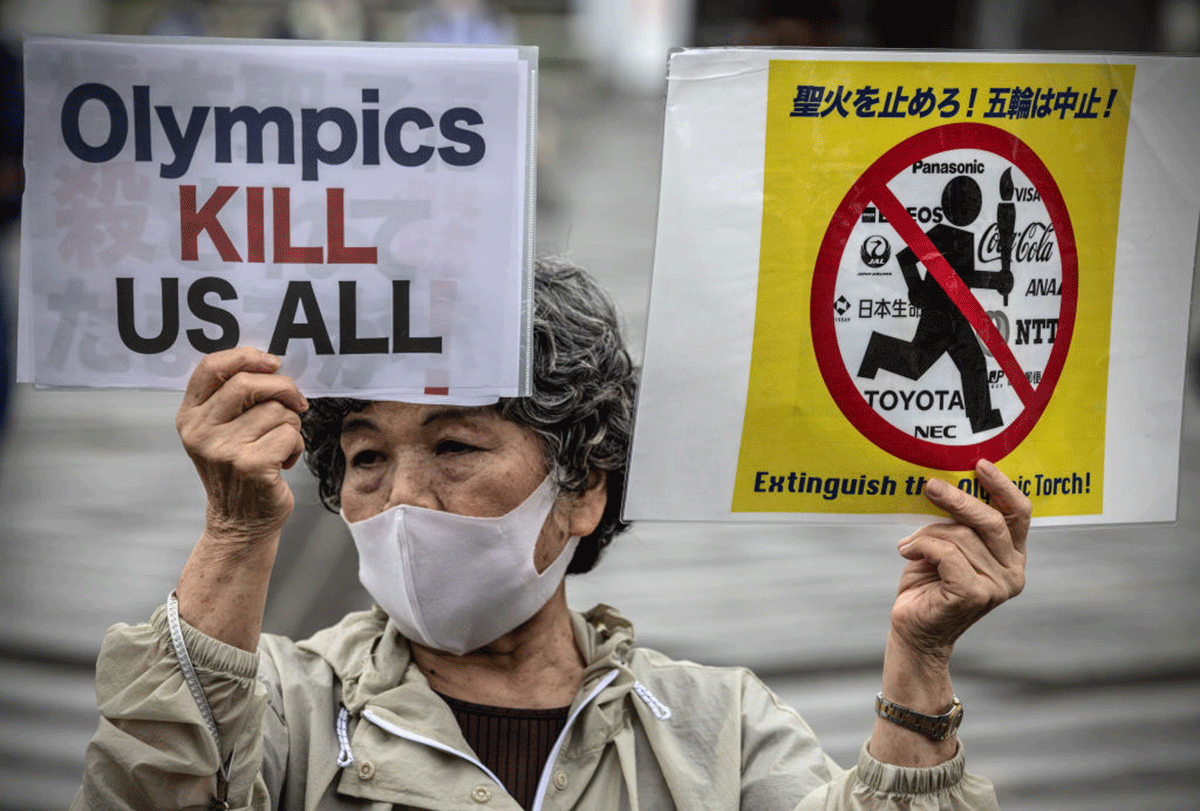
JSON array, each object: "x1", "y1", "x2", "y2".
[{"x1": 939, "y1": 700, "x2": 964, "y2": 740}]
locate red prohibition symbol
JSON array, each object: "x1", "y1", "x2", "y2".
[{"x1": 811, "y1": 123, "x2": 1078, "y2": 470}]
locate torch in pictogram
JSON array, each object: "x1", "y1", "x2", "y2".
[{"x1": 997, "y1": 168, "x2": 1015, "y2": 306}]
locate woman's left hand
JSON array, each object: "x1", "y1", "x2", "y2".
[{"x1": 891, "y1": 459, "x2": 1030, "y2": 664}]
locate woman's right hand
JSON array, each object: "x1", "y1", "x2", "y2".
[
  {"x1": 174, "y1": 348, "x2": 308, "y2": 650},
  {"x1": 176, "y1": 347, "x2": 308, "y2": 548}
]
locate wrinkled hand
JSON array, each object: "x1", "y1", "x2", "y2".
[
  {"x1": 891, "y1": 460, "x2": 1030, "y2": 662},
  {"x1": 176, "y1": 347, "x2": 308, "y2": 545}
]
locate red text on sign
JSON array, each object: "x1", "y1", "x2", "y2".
[{"x1": 179, "y1": 186, "x2": 377, "y2": 264}]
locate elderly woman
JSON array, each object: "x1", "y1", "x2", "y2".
[{"x1": 74, "y1": 257, "x2": 1028, "y2": 810}]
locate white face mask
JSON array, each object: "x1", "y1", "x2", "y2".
[{"x1": 342, "y1": 475, "x2": 580, "y2": 655}]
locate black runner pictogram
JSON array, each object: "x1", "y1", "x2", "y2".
[
  {"x1": 810, "y1": 123, "x2": 1077, "y2": 470},
  {"x1": 856, "y1": 175, "x2": 1012, "y2": 433}
]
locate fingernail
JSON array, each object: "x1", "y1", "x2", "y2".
[
  {"x1": 924, "y1": 478, "x2": 947, "y2": 497},
  {"x1": 977, "y1": 458, "x2": 998, "y2": 477}
]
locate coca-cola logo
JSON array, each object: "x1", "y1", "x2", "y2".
[{"x1": 978, "y1": 222, "x2": 1056, "y2": 264}]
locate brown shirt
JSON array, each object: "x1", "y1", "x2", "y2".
[{"x1": 437, "y1": 693, "x2": 570, "y2": 810}]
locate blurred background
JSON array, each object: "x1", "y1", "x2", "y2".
[{"x1": 0, "y1": 1, "x2": 1198, "y2": 809}]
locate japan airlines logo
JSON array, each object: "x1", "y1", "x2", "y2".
[{"x1": 860, "y1": 234, "x2": 891, "y2": 268}]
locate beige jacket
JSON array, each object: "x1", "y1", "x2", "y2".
[{"x1": 73, "y1": 603, "x2": 998, "y2": 810}]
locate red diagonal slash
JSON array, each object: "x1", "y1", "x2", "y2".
[{"x1": 870, "y1": 185, "x2": 1037, "y2": 406}]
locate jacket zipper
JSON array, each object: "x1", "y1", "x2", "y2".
[
  {"x1": 530, "y1": 669, "x2": 619, "y2": 811},
  {"x1": 361, "y1": 708, "x2": 505, "y2": 787},
  {"x1": 359, "y1": 668, "x2": 620, "y2": 810}
]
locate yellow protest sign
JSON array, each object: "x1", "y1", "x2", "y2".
[{"x1": 733, "y1": 61, "x2": 1134, "y2": 518}]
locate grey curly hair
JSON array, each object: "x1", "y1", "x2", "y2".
[{"x1": 300, "y1": 256, "x2": 638, "y2": 574}]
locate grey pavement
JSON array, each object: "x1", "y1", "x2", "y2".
[{"x1": 1, "y1": 66, "x2": 1198, "y2": 811}]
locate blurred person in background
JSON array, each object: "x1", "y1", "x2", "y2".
[
  {"x1": 147, "y1": 0, "x2": 217, "y2": 37},
  {"x1": 276, "y1": 0, "x2": 370, "y2": 42},
  {"x1": 73, "y1": 257, "x2": 1028, "y2": 810},
  {"x1": 404, "y1": 0, "x2": 517, "y2": 46}
]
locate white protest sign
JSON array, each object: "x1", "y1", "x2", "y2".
[
  {"x1": 626, "y1": 49, "x2": 1200, "y2": 526},
  {"x1": 18, "y1": 36, "x2": 536, "y2": 402}
]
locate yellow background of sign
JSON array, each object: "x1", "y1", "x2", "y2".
[{"x1": 733, "y1": 61, "x2": 1135, "y2": 516}]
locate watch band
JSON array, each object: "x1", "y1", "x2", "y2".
[{"x1": 875, "y1": 693, "x2": 963, "y2": 741}]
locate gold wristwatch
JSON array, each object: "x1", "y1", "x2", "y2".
[{"x1": 874, "y1": 693, "x2": 963, "y2": 741}]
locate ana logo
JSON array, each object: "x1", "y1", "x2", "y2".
[
  {"x1": 1026, "y1": 278, "x2": 1062, "y2": 296},
  {"x1": 834, "y1": 295, "x2": 851, "y2": 316},
  {"x1": 860, "y1": 235, "x2": 891, "y2": 268}
]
